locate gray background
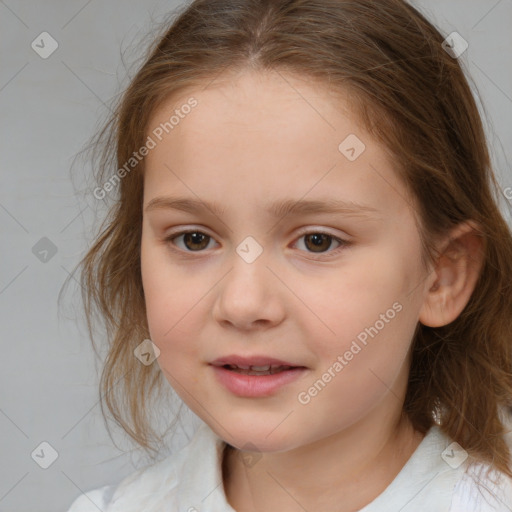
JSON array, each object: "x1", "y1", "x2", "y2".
[{"x1": 1, "y1": 1, "x2": 511, "y2": 511}]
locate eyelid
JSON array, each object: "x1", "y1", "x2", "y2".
[
  {"x1": 164, "y1": 225, "x2": 350, "y2": 239},
  {"x1": 294, "y1": 225, "x2": 351, "y2": 240}
]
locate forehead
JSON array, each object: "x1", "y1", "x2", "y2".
[
  {"x1": 143, "y1": 69, "x2": 415, "y2": 220},
  {"x1": 147, "y1": 68, "x2": 363, "y2": 150}
]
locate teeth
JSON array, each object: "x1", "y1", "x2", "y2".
[
  {"x1": 250, "y1": 365, "x2": 271, "y2": 371},
  {"x1": 225, "y1": 364, "x2": 293, "y2": 374}
]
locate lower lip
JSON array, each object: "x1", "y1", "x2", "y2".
[{"x1": 210, "y1": 365, "x2": 307, "y2": 397}]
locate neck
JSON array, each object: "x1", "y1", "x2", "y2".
[{"x1": 222, "y1": 413, "x2": 425, "y2": 512}]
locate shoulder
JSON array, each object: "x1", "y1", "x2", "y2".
[
  {"x1": 449, "y1": 462, "x2": 512, "y2": 512},
  {"x1": 65, "y1": 453, "x2": 184, "y2": 512},
  {"x1": 66, "y1": 485, "x2": 116, "y2": 512},
  {"x1": 65, "y1": 452, "x2": 185, "y2": 512},
  {"x1": 449, "y1": 414, "x2": 512, "y2": 512},
  {"x1": 65, "y1": 423, "x2": 224, "y2": 512}
]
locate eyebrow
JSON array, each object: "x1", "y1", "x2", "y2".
[{"x1": 144, "y1": 196, "x2": 381, "y2": 219}]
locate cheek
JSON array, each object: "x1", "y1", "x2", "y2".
[
  {"x1": 142, "y1": 274, "x2": 204, "y2": 385},
  {"x1": 300, "y1": 245, "x2": 421, "y2": 394},
  {"x1": 302, "y1": 253, "x2": 412, "y2": 346},
  {"x1": 140, "y1": 252, "x2": 217, "y2": 406},
  {"x1": 141, "y1": 238, "x2": 185, "y2": 344},
  {"x1": 298, "y1": 298, "x2": 415, "y2": 432}
]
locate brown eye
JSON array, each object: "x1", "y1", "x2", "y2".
[
  {"x1": 292, "y1": 229, "x2": 351, "y2": 259},
  {"x1": 165, "y1": 230, "x2": 214, "y2": 252},
  {"x1": 182, "y1": 232, "x2": 210, "y2": 251},
  {"x1": 303, "y1": 233, "x2": 336, "y2": 253},
  {"x1": 295, "y1": 232, "x2": 346, "y2": 255}
]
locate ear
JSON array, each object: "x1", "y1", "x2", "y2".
[{"x1": 419, "y1": 221, "x2": 485, "y2": 328}]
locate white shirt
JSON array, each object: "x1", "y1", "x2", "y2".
[{"x1": 67, "y1": 421, "x2": 512, "y2": 512}]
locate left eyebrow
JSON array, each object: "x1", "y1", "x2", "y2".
[{"x1": 144, "y1": 196, "x2": 382, "y2": 220}]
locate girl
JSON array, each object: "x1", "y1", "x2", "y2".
[{"x1": 67, "y1": 0, "x2": 512, "y2": 510}]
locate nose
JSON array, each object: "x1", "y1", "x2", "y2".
[{"x1": 212, "y1": 247, "x2": 286, "y2": 332}]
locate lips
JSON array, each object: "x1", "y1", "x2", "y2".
[{"x1": 210, "y1": 357, "x2": 308, "y2": 397}]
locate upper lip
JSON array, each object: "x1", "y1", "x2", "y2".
[{"x1": 210, "y1": 355, "x2": 305, "y2": 368}]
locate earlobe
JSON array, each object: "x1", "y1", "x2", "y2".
[{"x1": 419, "y1": 221, "x2": 485, "y2": 328}]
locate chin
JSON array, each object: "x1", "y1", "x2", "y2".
[{"x1": 211, "y1": 421, "x2": 302, "y2": 454}]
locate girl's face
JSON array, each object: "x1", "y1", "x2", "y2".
[{"x1": 141, "y1": 69, "x2": 434, "y2": 452}]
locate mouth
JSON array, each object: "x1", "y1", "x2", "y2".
[
  {"x1": 210, "y1": 355, "x2": 307, "y2": 376},
  {"x1": 216, "y1": 364, "x2": 299, "y2": 376},
  {"x1": 209, "y1": 358, "x2": 308, "y2": 397}
]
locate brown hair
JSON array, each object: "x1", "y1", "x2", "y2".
[{"x1": 68, "y1": 0, "x2": 512, "y2": 481}]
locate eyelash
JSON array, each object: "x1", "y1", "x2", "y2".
[{"x1": 163, "y1": 228, "x2": 350, "y2": 259}]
